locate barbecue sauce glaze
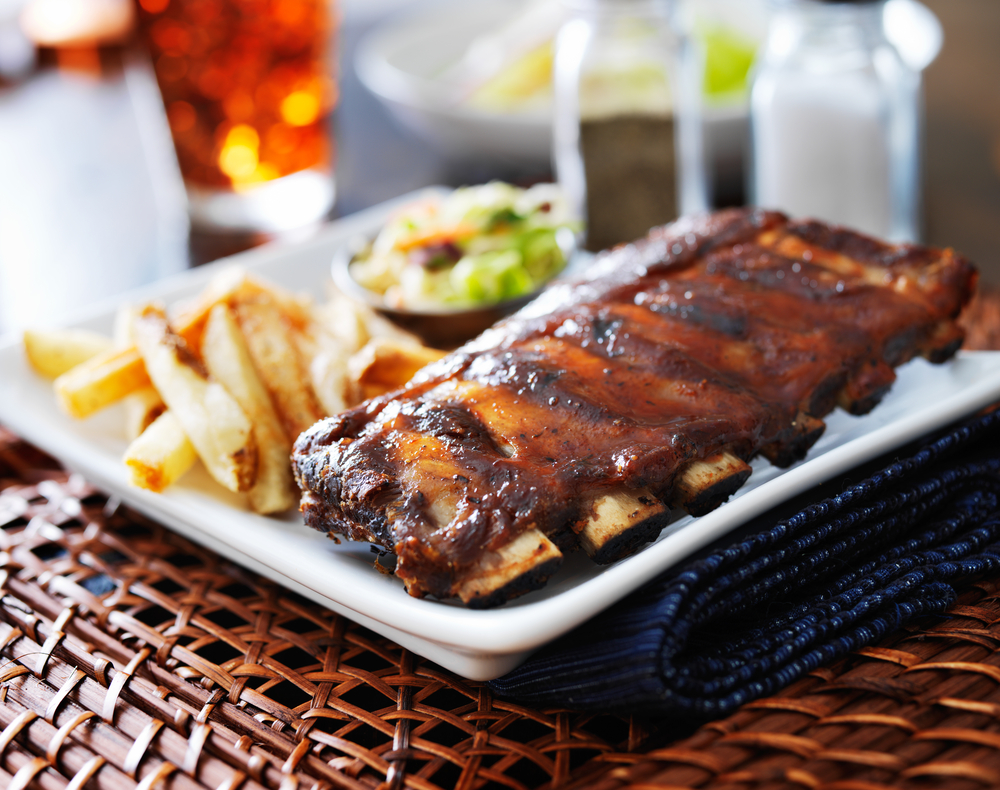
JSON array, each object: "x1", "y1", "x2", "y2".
[{"x1": 293, "y1": 208, "x2": 976, "y2": 603}]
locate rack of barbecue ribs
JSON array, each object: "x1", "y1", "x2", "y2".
[{"x1": 293, "y1": 208, "x2": 977, "y2": 608}]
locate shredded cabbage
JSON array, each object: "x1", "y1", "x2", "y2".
[{"x1": 350, "y1": 182, "x2": 579, "y2": 310}]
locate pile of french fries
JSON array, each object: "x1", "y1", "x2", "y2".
[{"x1": 22, "y1": 267, "x2": 446, "y2": 514}]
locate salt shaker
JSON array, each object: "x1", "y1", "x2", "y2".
[
  {"x1": 749, "y1": 0, "x2": 920, "y2": 241},
  {"x1": 553, "y1": 0, "x2": 705, "y2": 251}
]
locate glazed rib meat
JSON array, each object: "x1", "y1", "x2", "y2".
[{"x1": 292, "y1": 209, "x2": 977, "y2": 607}]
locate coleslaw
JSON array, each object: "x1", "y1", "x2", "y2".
[{"x1": 349, "y1": 182, "x2": 579, "y2": 311}]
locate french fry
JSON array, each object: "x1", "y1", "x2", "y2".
[
  {"x1": 114, "y1": 304, "x2": 167, "y2": 440},
  {"x1": 291, "y1": 319, "x2": 351, "y2": 417},
  {"x1": 307, "y1": 346, "x2": 351, "y2": 416},
  {"x1": 359, "y1": 304, "x2": 426, "y2": 344},
  {"x1": 123, "y1": 387, "x2": 167, "y2": 440},
  {"x1": 313, "y1": 294, "x2": 370, "y2": 354},
  {"x1": 202, "y1": 304, "x2": 296, "y2": 514},
  {"x1": 112, "y1": 303, "x2": 138, "y2": 347},
  {"x1": 241, "y1": 274, "x2": 315, "y2": 331},
  {"x1": 232, "y1": 295, "x2": 325, "y2": 441},
  {"x1": 123, "y1": 410, "x2": 197, "y2": 492},
  {"x1": 348, "y1": 338, "x2": 447, "y2": 400},
  {"x1": 35, "y1": 266, "x2": 443, "y2": 505},
  {"x1": 168, "y1": 266, "x2": 252, "y2": 351},
  {"x1": 54, "y1": 346, "x2": 151, "y2": 419},
  {"x1": 23, "y1": 328, "x2": 113, "y2": 379},
  {"x1": 64, "y1": 267, "x2": 254, "y2": 424},
  {"x1": 132, "y1": 305, "x2": 257, "y2": 493},
  {"x1": 171, "y1": 267, "x2": 315, "y2": 345}
]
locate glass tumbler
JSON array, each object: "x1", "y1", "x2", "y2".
[{"x1": 136, "y1": 0, "x2": 336, "y2": 232}]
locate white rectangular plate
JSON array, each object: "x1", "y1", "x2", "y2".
[{"x1": 3, "y1": 195, "x2": 1000, "y2": 680}]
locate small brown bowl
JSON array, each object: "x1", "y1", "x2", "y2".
[{"x1": 332, "y1": 237, "x2": 564, "y2": 348}]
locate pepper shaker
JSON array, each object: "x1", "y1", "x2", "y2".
[{"x1": 553, "y1": 0, "x2": 705, "y2": 252}]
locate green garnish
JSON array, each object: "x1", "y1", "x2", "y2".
[{"x1": 350, "y1": 182, "x2": 579, "y2": 311}]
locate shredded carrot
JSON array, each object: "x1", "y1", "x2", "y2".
[{"x1": 395, "y1": 222, "x2": 479, "y2": 252}]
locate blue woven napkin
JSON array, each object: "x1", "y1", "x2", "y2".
[{"x1": 489, "y1": 407, "x2": 1000, "y2": 718}]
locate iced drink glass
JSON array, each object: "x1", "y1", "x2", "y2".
[{"x1": 136, "y1": 0, "x2": 336, "y2": 231}]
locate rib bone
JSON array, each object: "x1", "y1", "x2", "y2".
[
  {"x1": 581, "y1": 454, "x2": 755, "y2": 564},
  {"x1": 671, "y1": 451, "x2": 752, "y2": 517},
  {"x1": 457, "y1": 529, "x2": 563, "y2": 608},
  {"x1": 579, "y1": 488, "x2": 670, "y2": 564}
]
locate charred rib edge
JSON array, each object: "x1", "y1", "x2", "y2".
[
  {"x1": 838, "y1": 359, "x2": 897, "y2": 415},
  {"x1": 760, "y1": 412, "x2": 826, "y2": 468},
  {"x1": 920, "y1": 321, "x2": 965, "y2": 364},
  {"x1": 457, "y1": 528, "x2": 563, "y2": 608}
]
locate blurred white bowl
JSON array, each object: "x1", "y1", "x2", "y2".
[
  {"x1": 356, "y1": 0, "x2": 941, "y2": 171},
  {"x1": 355, "y1": 0, "x2": 551, "y2": 168}
]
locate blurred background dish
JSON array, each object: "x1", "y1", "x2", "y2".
[
  {"x1": 356, "y1": 0, "x2": 941, "y2": 202},
  {"x1": 0, "y1": 0, "x2": 996, "y2": 337},
  {"x1": 355, "y1": 0, "x2": 553, "y2": 168}
]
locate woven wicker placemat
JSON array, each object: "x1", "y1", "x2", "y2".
[
  {"x1": 2, "y1": 287, "x2": 999, "y2": 790},
  {"x1": 590, "y1": 581, "x2": 1000, "y2": 790},
  {"x1": 0, "y1": 430, "x2": 652, "y2": 790}
]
